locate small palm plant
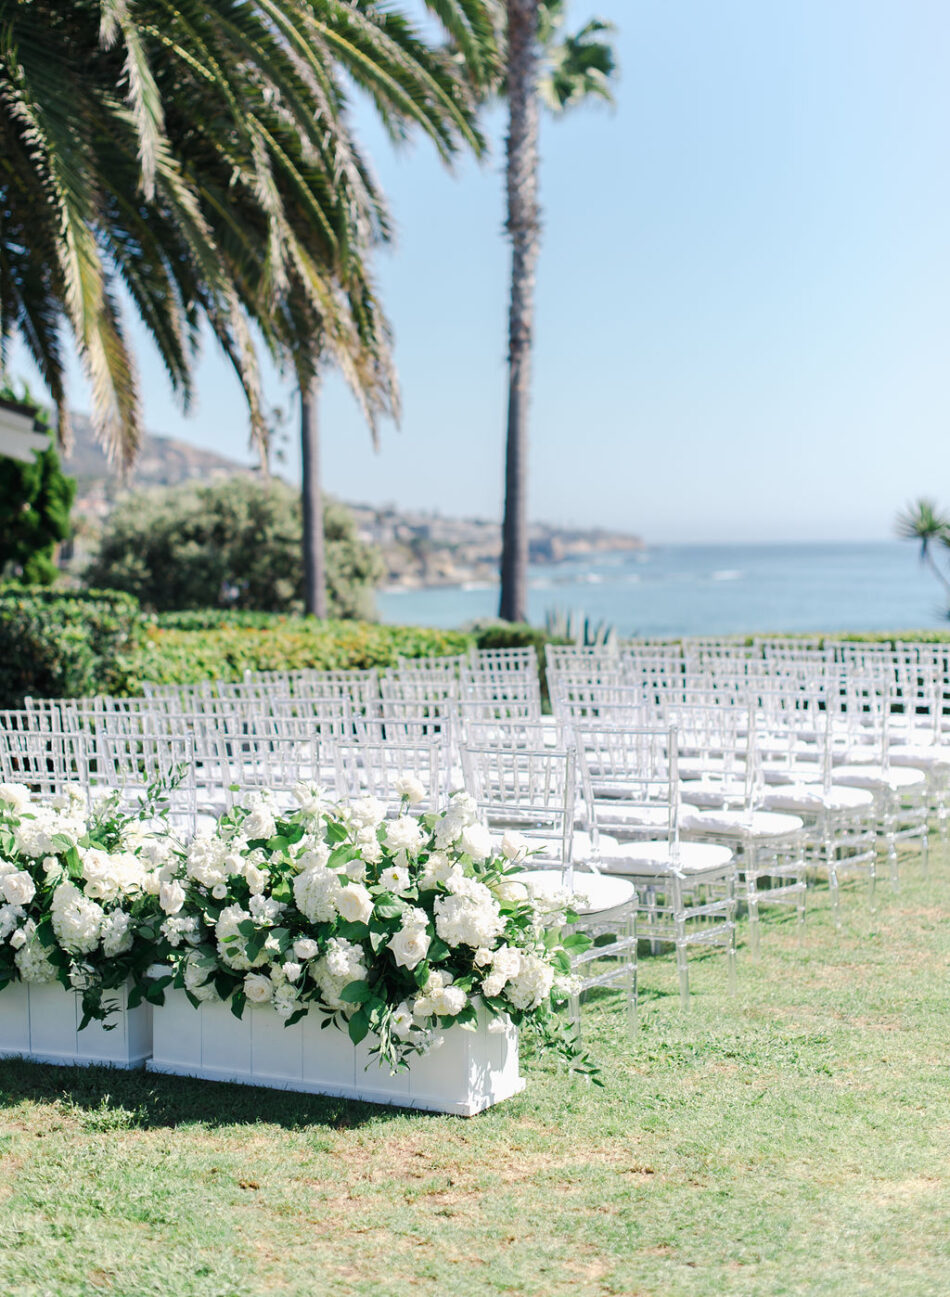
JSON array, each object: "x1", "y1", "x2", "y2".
[{"x1": 896, "y1": 499, "x2": 950, "y2": 605}]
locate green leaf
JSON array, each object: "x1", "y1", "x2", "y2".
[
  {"x1": 347, "y1": 1007, "x2": 370, "y2": 1045},
  {"x1": 339, "y1": 979, "x2": 371, "y2": 1004},
  {"x1": 230, "y1": 991, "x2": 247, "y2": 1020}
]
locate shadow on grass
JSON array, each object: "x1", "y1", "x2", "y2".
[{"x1": 0, "y1": 1055, "x2": 439, "y2": 1132}]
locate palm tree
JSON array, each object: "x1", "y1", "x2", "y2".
[
  {"x1": 896, "y1": 499, "x2": 950, "y2": 602},
  {"x1": 498, "y1": 0, "x2": 616, "y2": 622},
  {"x1": 0, "y1": 0, "x2": 497, "y2": 598}
]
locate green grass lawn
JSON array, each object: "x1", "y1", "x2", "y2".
[{"x1": 2, "y1": 847, "x2": 949, "y2": 1297}]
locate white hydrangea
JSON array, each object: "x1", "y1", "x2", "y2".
[
  {"x1": 296, "y1": 842, "x2": 331, "y2": 872},
  {"x1": 100, "y1": 910, "x2": 134, "y2": 958},
  {"x1": 354, "y1": 826, "x2": 382, "y2": 866},
  {"x1": 503, "y1": 952, "x2": 555, "y2": 1010},
  {"x1": 248, "y1": 894, "x2": 283, "y2": 925},
  {"x1": 480, "y1": 944, "x2": 523, "y2": 999},
  {"x1": 14, "y1": 808, "x2": 83, "y2": 858},
  {"x1": 160, "y1": 915, "x2": 199, "y2": 948},
  {"x1": 311, "y1": 937, "x2": 366, "y2": 1011},
  {"x1": 272, "y1": 981, "x2": 300, "y2": 1019},
  {"x1": 182, "y1": 955, "x2": 217, "y2": 1002},
  {"x1": 413, "y1": 970, "x2": 467, "y2": 1018},
  {"x1": 418, "y1": 851, "x2": 453, "y2": 890},
  {"x1": 214, "y1": 904, "x2": 267, "y2": 971},
  {"x1": 80, "y1": 848, "x2": 147, "y2": 903},
  {"x1": 348, "y1": 796, "x2": 386, "y2": 832},
  {"x1": 434, "y1": 872, "x2": 504, "y2": 949},
  {"x1": 50, "y1": 882, "x2": 104, "y2": 955},
  {"x1": 185, "y1": 834, "x2": 230, "y2": 888},
  {"x1": 14, "y1": 928, "x2": 56, "y2": 984},
  {"x1": 293, "y1": 864, "x2": 341, "y2": 923}
]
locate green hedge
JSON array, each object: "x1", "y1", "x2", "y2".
[
  {"x1": 0, "y1": 585, "x2": 144, "y2": 708},
  {"x1": 129, "y1": 621, "x2": 475, "y2": 689}
]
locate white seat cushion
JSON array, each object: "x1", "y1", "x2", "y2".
[
  {"x1": 680, "y1": 808, "x2": 804, "y2": 839},
  {"x1": 887, "y1": 745, "x2": 950, "y2": 771},
  {"x1": 833, "y1": 764, "x2": 926, "y2": 791},
  {"x1": 596, "y1": 839, "x2": 735, "y2": 876},
  {"x1": 518, "y1": 869, "x2": 636, "y2": 917},
  {"x1": 590, "y1": 804, "x2": 672, "y2": 831},
  {"x1": 762, "y1": 784, "x2": 874, "y2": 814}
]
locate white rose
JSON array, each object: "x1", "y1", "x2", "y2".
[
  {"x1": 459, "y1": 823, "x2": 492, "y2": 861},
  {"x1": 243, "y1": 807, "x2": 276, "y2": 841},
  {"x1": 336, "y1": 883, "x2": 373, "y2": 924},
  {"x1": 385, "y1": 816, "x2": 425, "y2": 855},
  {"x1": 500, "y1": 831, "x2": 529, "y2": 861},
  {"x1": 159, "y1": 880, "x2": 186, "y2": 916},
  {"x1": 245, "y1": 864, "x2": 267, "y2": 896},
  {"x1": 1, "y1": 871, "x2": 35, "y2": 907},
  {"x1": 282, "y1": 961, "x2": 302, "y2": 982},
  {"x1": 293, "y1": 938, "x2": 319, "y2": 961},
  {"x1": 244, "y1": 973, "x2": 273, "y2": 1004},
  {"x1": 394, "y1": 776, "x2": 426, "y2": 806},
  {"x1": 494, "y1": 878, "x2": 529, "y2": 904},
  {"x1": 389, "y1": 926, "x2": 431, "y2": 970},
  {"x1": 9, "y1": 928, "x2": 27, "y2": 949}
]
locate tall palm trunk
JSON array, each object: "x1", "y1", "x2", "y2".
[
  {"x1": 499, "y1": 0, "x2": 541, "y2": 624},
  {"x1": 300, "y1": 377, "x2": 327, "y2": 618}
]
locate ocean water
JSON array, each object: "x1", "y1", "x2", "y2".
[{"x1": 375, "y1": 541, "x2": 949, "y2": 637}]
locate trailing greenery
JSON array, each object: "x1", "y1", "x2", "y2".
[
  {"x1": 84, "y1": 478, "x2": 383, "y2": 618},
  {"x1": 0, "y1": 851, "x2": 945, "y2": 1296},
  {"x1": 0, "y1": 393, "x2": 74, "y2": 585},
  {"x1": 0, "y1": 585, "x2": 143, "y2": 708}
]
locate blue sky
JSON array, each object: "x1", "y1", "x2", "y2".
[{"x1": 11, "y1": 0, "x2": 950, "y2": 542}]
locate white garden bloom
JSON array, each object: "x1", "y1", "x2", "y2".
[
  {"x1": 0, "y1": 783, "x2": 31, "y2": 813},
  {"x1": 50, "y1": 882, "x2": 104, "y2": 955},
  {"x1": 344, "y1": 857, "x2": 369, "y2": 882},
  {"x1": 385, "y1": 816, "x2": 424, "y2": 855},
  {"x1": 182, "y1": 956, "x2": 217, "y2": 1002},
  {"x1": 14, "y1": 808, "x2": 83, "y2": 858},
  {"x1": 81, "y1": 848, "x2": 146, "y2": 903},
  {"x1": 272, "y1": 981, "x2": 300, "y2": 1019},
  {"x1": 293, "y1": 938, "x2": 319, "y2": 961},
  {"x1": 100, "y1": 910, "x2": 134, "y2": 958},
  {"x1": 15, "y1": 930, "x2": 56, "y2": 983},
  {"x1": 354, "y1": 826, "x2": 382, "y2": 866},
  {"x1": 428, "y1": 981, "x2": 467, "y2": 1017},
  {"x1": 311, "y1": 937, "x2": 366, "y2": 1011},
  {"x1": 503, "y1": 952, "x2": 555, "y2": 1010},
  {"x1": 243, "y1": 806, "x2": 276, "y2": 842},
  {"x1": 249, "y1": 894, "x2": 283, "y2": 924},
  {"x1": 348, "y1": 796, "x2": 386, "y2": 832},
  {"x1": 244, "y1": 864, "x2": 268, "y2": 896},
  {"x1": 293, "y1": 782, "x2": 331, "y2": 817},
  {"x1": 492, "y1": 878, "x2": 530, "y2": 904},
  {"x1": 0, "y1": 903, "x2": 22, "y2": 941},
  {"x1": 379, "y1": 865, "x2": 411, "y2": 895},
  {"x1": 293, "y1": 863, "x2": 342, "y2": 923},
  {"x1": 500, "y1": 831, "x2": 529, "y2": 861},
  {"x1": 458, "y1": 823, "x2": 492, "y2": 862},
  {"x1": 388, "y1": 926, "x2": 431, "y2": 971},
  {"x1": 481, "y1": 944, "x2": 522, "y2": 999},
  {"x1": 160, "y1": 915, "x2": 199, "y2": 948},
  {"x1": 215, "y1": 904, "x2": 267, "y2": 971},
  {"x1": 281, "y1": 961, "x2": 302, "y2": 982},
  {"x1": 418, "y1": 852, "x2": 453, "y2": 890},
  {"x1": 1, "y1": 870, "x2": 35, "y2": 907},
  {"x1": 243, "y1": 972, "x2": 273, "y2": 1004},
  {"x1": 336, "y1": 882, "x2": 373, "y2": 924},
  {"x1": 390, "y1": 1001, "x2": 416, "y2": 1038},
  {"x1": 394, "y1": 776, "x2": 426, "y2": 806},
  {"x1": 159, "y1": 880, "x2": 186, "y2": 916},
  {"x1": 9, "y1": 927, "x2": 26, "y2": 949},
  {"x1": 185, "y1": 834, "x2": 230, "y2": 888},
  {"x1": 211, "y1": 883, "x2": 228, "y2": 900},
  {"x1": 296, "y1": 842, "x2": 331, "y2": 872},
  {"x1": 434, "y1": 885, "x2": 504, "y2": 950}
]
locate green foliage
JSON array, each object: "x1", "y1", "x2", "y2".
[
  {"x1": 84, "y1": 478, "x2": 383, "y2": 618},
  {"x1": 130, "y1": 621, "x2": 474, "y2": 690},
  {"x1": 0, "y1": 392, "x2": 75, "y2": 585},
  {"x1": 0, "y1": 586, "x2": 144, "y2": 708},
  {"x1": 544, "y1": 606, "x2": 617, "y2": 648}
]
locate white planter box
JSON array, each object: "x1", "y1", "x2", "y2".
[
  {"x1": 0, "y1": 981, "x2": 152, "y2": 1069},
  {"x1": 147, "y1": 991, "x2": 526, "y2": 1116}
]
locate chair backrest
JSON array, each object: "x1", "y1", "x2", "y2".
[
  {"x1": 335, "y1": 739, "x2": 446, "y2": 811},
  {"x1": 574, "y1": 725, "x2": 678, "y2": 853}
]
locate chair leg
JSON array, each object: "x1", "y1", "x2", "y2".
[
  {"x1": 745, "y1": 846, "x2": 760, "y2": 960},
  {"x1": 672, "y1": 879, "x2": 689, "y2": 1010}
]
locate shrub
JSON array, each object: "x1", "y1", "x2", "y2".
[
  {"x1": 84, "y1": 477, "x2": 383, "y2": 618},
  {"x1": 0, "y1": 392, "x2": 75, "y2": 585},
  {"x1": 0, "y1": 585, "x2": 144, "y2": 708}
]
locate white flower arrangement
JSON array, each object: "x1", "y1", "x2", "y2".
[
  {"x1": 148, "y1": 784, "x2": 596, "y2": 1074},
  {"x1": 0, "y1": 782, "x2": 175, "y2": 1026}
]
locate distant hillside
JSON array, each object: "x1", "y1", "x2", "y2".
[{"x1": 62, "y1": 412, "x2": 643, "y2": 587}]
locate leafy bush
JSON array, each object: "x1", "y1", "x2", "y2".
[
  {"x1": 0, "y1": 391, "x2": 75, "y2": 585},
  {"x1": 0, "y1": 586, "x2": 144, "y2": 708},
  {"x1": 84, "y1": 477, "x2": 383, "y2": 618}
]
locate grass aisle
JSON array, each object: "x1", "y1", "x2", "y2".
[{"x1": 1, "y1": 854, "x2": 949, "y2": 1297}]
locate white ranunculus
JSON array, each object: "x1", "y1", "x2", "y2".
[
  {"x1": 243, "y1": 972, "x2": 273, "y2": 1004},
  {"x1": 459, "y1": 823, "x2": 492, "y2": 862},
  {"x1": 293, "y1": 938, "x2": 319, "y2": 961},
  {"x1": 394, "y1": 776, "x2": 426, "y2": 806},
  {"x1": 159, "y1": 880, "x2": 186, "y2": 916},
  {"x1": 379, "y1": 865, "x2": 411, "y2": 895},
  {"x1": 388, "y1": 926, "x2": 431, "y2": 971},
  {"x1": 1, "y1": 870, "x2": 35, "y2": 907},
  {"x1": 385, "y1": 816, "x2": 424, "y2": 856},
  {"x1": 336, "y1": 882, "x2": 373, "y2": 924}
]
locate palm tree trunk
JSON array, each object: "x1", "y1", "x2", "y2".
[
  {"x1": 499, "y1": 0, "x2": 541, "y2": 624},
  {"x1": 300, "y1": 377, "x2": 327, "y2": 618}
]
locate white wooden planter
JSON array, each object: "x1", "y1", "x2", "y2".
[
  {"x1": 147, "y1": 991, "x2": 526, "y2": 1116},
  {"x1": 0, "y1": 981, "x2": 152, "y2": 1069}
]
